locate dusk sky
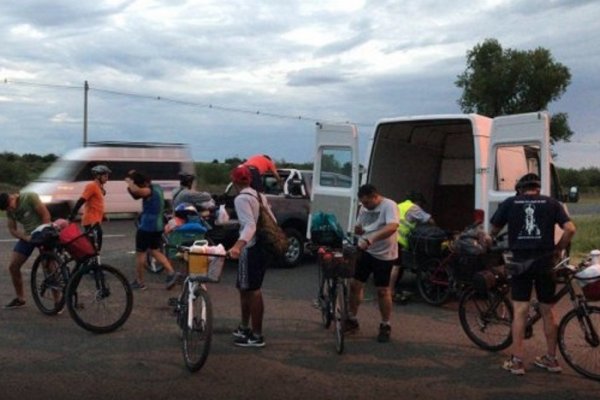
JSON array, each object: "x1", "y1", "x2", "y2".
[{"x1": 1, "y1": 0, "x2": 599, "y2": 168}]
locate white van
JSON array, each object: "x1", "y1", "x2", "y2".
[
  {"x1": 23, "y1": 141, "x2": 195, "y2": 218},
  {"x1": 309, "y1": 112, "x2": 566, "y2": 235}
]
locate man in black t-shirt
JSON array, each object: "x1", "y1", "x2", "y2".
[{"x1": 490, "y1": 173, "x2": 575, "y2": 376}]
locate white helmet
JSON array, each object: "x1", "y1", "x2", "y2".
[{"x1": 91, "y1": 164, "x2": 111, "y2": 176}]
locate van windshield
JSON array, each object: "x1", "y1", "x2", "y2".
[{"x1": 37, "y1": 160, "x2": 84, "y2": 181}]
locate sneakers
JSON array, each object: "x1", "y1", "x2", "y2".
[
  {"x1": 503, "y1": 356, "x2": 525, "y2": 375},
  {"x1": 130, "y1": 280, "x2": 147, "y2": 291},
  {"x1": 377, "y1": 323, "x2": 391, "y2": 343},
  {"x1": 4, "y1": 298, "x2": 26, "y2": 309},
  {"x1": 165, "y1": 272, "x2": 180, "y2": 290},
  {"x1": 234, "y1": 333, "x2": 266, "y2": 348},
  {"x1": 534, "y1": 354, "x2": 563, "y2": 373},
  {"x1": 344, "y1": 318, "x2": 360, "y2": 333},
  {"x1": 393, "y1": 291, "x2": 413, "y2": 304},
  {"x1": 232, "y1": 325, "x2": 252, "y2": 339}
]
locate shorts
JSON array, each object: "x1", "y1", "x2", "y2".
[
  {"x1": 510, "y1": 255, "x2": 556, "y2": 303},
  {"x1": 136, "y1": 230, "x2": 163, "y2": 252},
  {"x1": 14, "y1": 239, "x2": 36, "y2": 257},
  {"x1": 237, "y1": 244, "x2": 266, "y2": 291},
  {"x1": 354, "y1": 250, "x2": 395, "y2": 287}
]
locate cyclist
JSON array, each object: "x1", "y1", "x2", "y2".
[
  {"x1": 347, "y1": 184, "x2": 399, "y2": 342},
  {"x1": 69, "y1": 164, "x2": 111, "y2": 251},
  {"x1": 172, "y1": 171, "x2": 215, "y2": 214},
  {"x1": 0, "y1": 191, "x2": 51, "y2": 309},
  {"x1": 490, "y1": 173, "x2": 576, "y2": 375},
  {"x1": 390, "y1": 191, "x2": 435, "y2": 303},
  {"x1": 125, "y1": 170, "x2": 179, "y2": 290}
]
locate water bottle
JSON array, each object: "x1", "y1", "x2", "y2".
[{"x1": 590, "y1": 249, "x2": 600, "y2": 265}]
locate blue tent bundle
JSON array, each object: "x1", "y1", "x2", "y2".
[{"x1": 310, "y1": 211, "x2": 345, "y2": 247}]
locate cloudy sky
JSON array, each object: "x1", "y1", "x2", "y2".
[{"x1": 1, "y1": 0, "x2": 599, "y2": 168}]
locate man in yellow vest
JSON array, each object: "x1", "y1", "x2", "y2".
[{"x1": 390, "y1": 191, "x2": 435, "y2": 303}]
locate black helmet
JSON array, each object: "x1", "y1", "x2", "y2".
[
  {"x1": 91, "y1": 164, "x2": 111, "y2": 176},
  {"x1": 407, "y1": 191, "x2": 427, "y2": 205},
  {"x1": 179, "y1": 171, "x2": 195, "y2": 187},
  {"x1": 515, "y1": 173, "x2": 541, "y2": 191}
]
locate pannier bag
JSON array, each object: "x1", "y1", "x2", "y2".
[
  {"x1": 452, "y1": 223, "x2": 490, "y2": 256},
  {"x1": 59, "y1": 223, "x2": 96, "y2": 261},
  {"x1": 311, "y1": 211, "x2": 345, "y2": 248},
  {"x1": 30, "y1": 224, "x2": 60, "y2": 247},
  {"x1": 408, "y1": 224, "x2": 447, "y2": 257},
  {"x1": 576, "y1": 264, "x2": 600, "y2": 301},
  {"x1": 472, "y1": 265, "x2": 509, "y2": 295}
]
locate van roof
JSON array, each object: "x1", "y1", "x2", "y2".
[{"x1": 88, "y1": 141, "x2": 187, "y2": 148}]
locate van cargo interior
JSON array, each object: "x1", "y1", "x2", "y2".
[{"x1": 368, "y1": 119, "x2": 475, "y2": 232}]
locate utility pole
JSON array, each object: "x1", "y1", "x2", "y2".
[{"x1": 83, "y1": 80, "x2": 89, "y2": 147}]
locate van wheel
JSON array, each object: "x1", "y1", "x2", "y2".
[{"x1": 283, "y1": 228, "x2": 304, "y2": 268}]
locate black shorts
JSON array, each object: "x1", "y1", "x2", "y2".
[
  {"x1": 511, "y1": 256, "x2": 556, "y2": 303},
  {"x1": 237, "y1": 244, "x2": 266, "y2": 291},
  {"x1": 136, "y1": 230, "x2": 163, "y2": 252},
  {"x1": 354, "y1": 250, "x2": 394, "y2": 287}
]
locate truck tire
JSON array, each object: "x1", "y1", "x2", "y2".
[{"x1": 283, "y1": 227, "x2": 304, "y2": 267}]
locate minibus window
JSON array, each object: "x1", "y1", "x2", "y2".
[
  {"x1": 319, "y1": 148, "x2": 352, "y2": 188},
  {"x1": 37, "y1": 160, "x2": 85, "y2": 181}
]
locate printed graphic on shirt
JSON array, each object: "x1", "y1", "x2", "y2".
[
  {"x1": 518, "y1": 202, "x2": 541, "y2": 239},
  {"x1": 360, "y1": 211, "x2": 381, "y2": 233}
]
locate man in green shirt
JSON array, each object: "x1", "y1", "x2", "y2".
[{"x1": 0, "y1": 192, "x2": 51, "y2": 309}]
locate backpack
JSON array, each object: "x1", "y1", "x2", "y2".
[
  {"x1": 241, "y1": 193, "x2": 288, "y2": 257},
  {"x1": 310, "y1": 211, "x2": 345, "y2": 247}
]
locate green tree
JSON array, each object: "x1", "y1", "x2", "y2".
[{"x1": 456, "y1": 38, "x2": 573, "y2": 143}]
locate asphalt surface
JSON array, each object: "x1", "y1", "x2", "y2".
[{"x1": 1, "y1": 219, "x2": 600, "y2": 400}]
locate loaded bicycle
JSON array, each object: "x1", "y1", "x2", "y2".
[
  {"x1": 458, "y1": 256, "x2": 600, "y2": 381},
  {"x1": 315, "y1": 244, "x2": 357, "y2": 354},
  {"x1": 169, "y1": 241, "x2": 226, "y2": 372},
  {"x1": 29, "y1": 222, "x2": 133, "y2": 333}
]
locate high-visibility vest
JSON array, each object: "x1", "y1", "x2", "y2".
[{"x1": 397, "y1": 200, "x2": 416, "y2": 248}]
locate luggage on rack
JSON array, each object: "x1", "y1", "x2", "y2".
[
  {"x1": 408, "y1": 224, "x2": 447, "y2": 257},
  {"x1": 311, "y1": 211, "x2": 345, "y2": 248}
]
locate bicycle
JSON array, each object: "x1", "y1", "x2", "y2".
[
  {"x1": 169, "y1": 243, "x2": 226, "y2": 372},
  {"x1": 30, "y1": 223, "x2": 133, "y2": 334},
  {"x1": 315, "y1": 244, "x2": 357, "y2": 354},
  {"x1": 459, "y1": 257, "x2": 600, "y2": 381}
]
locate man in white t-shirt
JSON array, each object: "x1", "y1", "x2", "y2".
[{"x1": 346, "y1": 184, "x2": 399, "y2": 342}]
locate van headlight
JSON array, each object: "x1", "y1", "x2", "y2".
[{"x1": 39, "y1": 195, "x2": 53, "y2": 204}]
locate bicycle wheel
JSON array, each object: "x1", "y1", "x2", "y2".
[
  {"x1": 320, "y1": 278, "x2": 333, "y2": 329},
  {"x1": 417, "y1": 258, "x2": 452, "y2": 306},
  {"x1": 458, "y1": 288, "x2": 513, "y2": 351},
  {"x1": 558, "y1": 305, "x2": 600, "y2": 381},
  {"x1": 333, "y1": 281, "x2": 347, "y2": 354},
  {"x1": 30, "y1": 252, "x2": 71, "y2": 315},
  {"x1": 182, "y1": 284, "x2": 213, "y2": 372},
  {"x1": 66, "y1": 263, "x2": 133, "y2": 334}
]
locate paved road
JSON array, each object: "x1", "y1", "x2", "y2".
[{"x1": 1, "y1": 220, "x2": 599, "y2": 400}]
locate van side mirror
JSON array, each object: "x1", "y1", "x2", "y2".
[{"x1": 567, "y1": 186, "x2": 579, "y2": 203}]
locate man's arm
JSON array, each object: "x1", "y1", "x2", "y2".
[
  {"x1": 69, "y1": 198, "x2": 86, "y2": 221},
  {"x1": 125, "y1": 178, "x2": 151, "y2": 199},
  {"x1": 7, "y1": 217, "x2": 28, "y2": 241},
  {"x1": 34, "y1": 199, "x2": 51, "y2": 224},
  {"x1": 556, "y1": 221, "x2": 576, "y2": 254}
]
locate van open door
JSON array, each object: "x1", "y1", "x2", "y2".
[
  {"x1": 486, "y1": 112, "x2": 551, "y2": 229},
  {"x1": 308, "y1": 122, "x2": 360, "y2": 237}
]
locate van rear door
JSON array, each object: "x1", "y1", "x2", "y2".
[
  {"x1": 486, "y1": 112, "x2": 551, "y2": 228},
  {"x1": 309, "y1": 123, "x2": 360, "y2": 237}
]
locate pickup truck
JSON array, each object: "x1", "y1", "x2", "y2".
[{"x1": 209, "y1": 169, "x2": 312, "y2": 267}]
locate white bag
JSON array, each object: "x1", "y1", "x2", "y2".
[{"x1": 215, "y1": 204, "x2": 230, "y2": 225}]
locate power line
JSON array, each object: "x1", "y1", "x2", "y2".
[{"x1": 3, "y1": 78, "x2": 373, "y2": 128}]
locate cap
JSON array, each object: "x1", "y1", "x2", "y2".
[{"x1": 231, "y1": 165, "x2": 252, "y2": 184}]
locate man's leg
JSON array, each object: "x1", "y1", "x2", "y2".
[
  {"x1": 134, "y1": 251, "x2": 146, "y2": 283},
  {"x1": 539, "y1": 303, "x2": 559, "y2": 357},
  {"x1": 8, "y1": 252, "x2": 28, "y2": 301},
  {"x1": 510, "y1": 301, "x2": 529, "y2": 360},
  {"x1": 349, "y1": 279, "x2": 364, "y2": 317},
  {"x1": 241, "y1": 289, "x2": 264, "y2": 335},
  {"x1": 377, "y1": 286, "x2": 393, "y2": 322}
]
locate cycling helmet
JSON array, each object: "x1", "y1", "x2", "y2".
[
  {"x1": 178, "y1": 171, "x2": 195, "y2": 187},
  {"x1": 174, "y1": 202, "x2": 199, "y2": 219},
  {"x1": 515, "y1": 173, "x2": 541, "y2": 192},
  {"x1": 91, "y1": 164, "x2": 111, "y2": 176}
]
